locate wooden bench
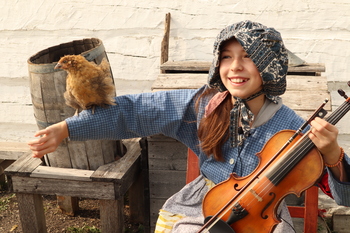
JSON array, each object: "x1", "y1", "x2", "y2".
[
  {"x1": 146, "y1": 13, "x2": 330, "y2": 232},
  {"x1": 5, "y1": 138, "x2": 150, "y2": 233}
]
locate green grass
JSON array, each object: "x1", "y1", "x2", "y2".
[
  {"x1": 66, "y1": 225, "x2": 101, "y2": 233},
  {"x1": 0, "y1": 193, "x2": 15, "y2": 211}
]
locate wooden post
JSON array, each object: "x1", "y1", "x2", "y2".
[
  {"x1": 303, "y1": 186, "x2": 319, "y2": 233},
  {"x1": 0, "y1": 160, "x2": 14, "y2": 186},
  {"x1": 16, "y1": 193, "x2": 47, "y2": 233},
  {"x1": 57, "y1": 196, "x2": 79, "y2": 216},
  {"x1": 160, "y1": 13, "x2": 171, "y2": 73},
  {"x1": 129, "y1": 137, "x2": 150, "y2": 232},
  {"x1": 100, "y1": 199, "x2": 124, "y2": 233}
]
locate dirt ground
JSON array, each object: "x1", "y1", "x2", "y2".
[{"x1": 0, "y1": 187, "x2": 143, "y2": 233}]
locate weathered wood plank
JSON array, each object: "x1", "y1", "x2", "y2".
[
  {"x1": 52, "y1": 68, "x2": 73, "y2": 122},
  {"x1": 0, "y1": 160, "x2": 14, "y2": 185},
  {"x1": 11, "y1": 176, "x2": 115, "y2": 199},
  {"x1": 288, "y1": 64, "x2": 325, "y2": 73},
  {"x1": 47, "y1": 138, "x2": 71, "y2": 168},
  {"x1": 85, "y1": 140, "x2": 105, "y2": 170},
  {"x1": 67, "y1": 141, "x2": 90, "y2": 170},
  {"x1": 16, "y1": 193, "x2": 47, "y2": 233},
  {"x1": 101, "y1": 140, "x2": 117, "y2": 165},
  {"x1": 40, "y1": 71, "x2": 61, "y2": 125},
  {"x1": 100, "y1": 199, "x2": 124, "y2": 233},
  {"x1": 128, "y1": 173, "x2": 148, "y2": 223},
  {"x1": 4, "y1": 152, "x2": 42, "y2": 177},
  {"x1": 148, "y1": 134, "x2": 180, "y2": 142},
  {"x1": 0, "y1": 142, "x2": 30, "y2": 160},
  {"x1": 152, "y1": 74, "x2": 328, "y2": 92},
  {"x1": 57, "y1": 196, "x2": 79, "y2": 216},
  {"x1": 333, "y1": 213, "x2": 350, "y2": 233},
  {"x1": 148, "y1": 141, "x2": 187, "y2": 171},
  {"x1": 29, "y1": 72, "x2": 46, "y2": 130},
  {"x1": 160, "y1": 13, "x2": 171, "y2": 69},
  {"x1": 152, "y1": 74, "x2": 331, "y2": 113},
  {"x1": 91, "y1": 138, "x2": 141, "y2": 198},
  {"x1": 30, "y1": 165, "x2": 94, "y2": 181},
  {"x1": 152, "y1": 73, "x2": 206, "y2": 90},
  {"x1": 150, "y1": 198, "x2": 168, "y2": 228},
  {"x1": 160, "y1": 61, "x2": 325, "y2": 73},
  {"x1": 129, "y1": 137, "x2": 151, "y2": 232},
  {"x1": 286, "y1": 76, "x2": 327, "y2": 91},
  {"x1": 148, "y1": 156, "x2": 187, "y2": 171},
  {"x1": 282, "y1": 90, "x2": 331, "y2": 111},
  {"x1": 149, "y1": 170, "x2": 186, "y2": 199},
  {"x1": 160, "y1": 61, "x2": 211, "y2": 72}
]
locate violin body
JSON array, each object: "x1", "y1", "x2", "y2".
[{"x1": 202, "y1": 130, "x2": 324, "y2": 233}]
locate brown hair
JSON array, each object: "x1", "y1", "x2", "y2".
[{"x1": 196, "y1": 88, "x2": 232, "y2": 161}]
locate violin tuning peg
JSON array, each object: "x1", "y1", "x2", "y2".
[
  {"x1": 347, "y1": 80, "x2": 350, "y2": 87},
  {"x1": 338, "y1": 89, "x2": 349, "y2": 99}
]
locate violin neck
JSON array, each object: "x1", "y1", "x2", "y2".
[
  {"x1": 267, "y1": 98, "x2": 350, "y2": 186},
  {"x1": 325, "y1": 97, "x2": 350, "y2": 125}
]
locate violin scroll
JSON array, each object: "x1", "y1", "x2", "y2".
[
  {"x1": 338, "y1": 89, "x2": 348, "y2": 99},
  {"x1": 338, "y1": 80, "x2": 350, "y2": 100}
]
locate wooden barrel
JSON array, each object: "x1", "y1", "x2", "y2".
[{"x1": 28, "y1": 38, "x2": 121, "y2": 170}]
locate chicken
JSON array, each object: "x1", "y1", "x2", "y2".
[{"x1": 54, "y1": 55, "x2": 116, "y2": 115}]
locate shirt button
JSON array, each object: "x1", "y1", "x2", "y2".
[{"x1": 229, "y1": 158, "x2": 235, "y2": 164}]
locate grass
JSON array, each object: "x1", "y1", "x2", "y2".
[
  {"x1": 66, "y1": 225, "x2": 101, "y2": 233},
  {"x1": 0, "y1": 193, "x2": 15, "y2": 211}
]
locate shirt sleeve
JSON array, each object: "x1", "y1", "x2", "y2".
[
  {"x1": 327, "y1": 153, "x2": 350, "y2": 206},
  {"x1": 65, "y1": 88, "x2": 202, "y2": 146}
]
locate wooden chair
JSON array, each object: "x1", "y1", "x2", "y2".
[
  {"x1": 186, "y1": 148, "x2": 319, "y2": 233},
  {"x1": 5, "y1": 138, "x2": 149, "y2": 233}
]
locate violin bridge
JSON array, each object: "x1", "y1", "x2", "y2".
[{"x1": 249, "y1": 189, "x2": 263, "y2": 202}]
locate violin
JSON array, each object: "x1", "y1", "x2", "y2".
[{"x1": 198, "y1": 84, "x2": 350, "y2": 233}]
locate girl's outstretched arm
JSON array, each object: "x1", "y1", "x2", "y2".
[{"x1": 28, "y1": 121, "x2": 69, "y2": 158}]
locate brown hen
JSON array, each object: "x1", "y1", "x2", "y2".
[{"x1": 55, "y1": 55, "x2": 116, "y2": 115}]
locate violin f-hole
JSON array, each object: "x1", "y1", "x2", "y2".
[
  {"x1": 261, "y1": 192, "x2": 276, "y2": 219},
  {"x1": 233, "y1": 183, "x2": 242, "y2": 191}
]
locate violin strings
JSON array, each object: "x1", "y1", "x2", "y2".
[{"x1": 238, "y1": 136, "x2": 312, "y2": 212}]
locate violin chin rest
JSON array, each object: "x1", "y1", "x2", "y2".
[{"x1": 204, "y1": 216, "x2": 236, "y2": 233}]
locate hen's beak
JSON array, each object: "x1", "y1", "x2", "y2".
[{"x1": 54, "y1": 63, "x2": 62, "y2": 69}]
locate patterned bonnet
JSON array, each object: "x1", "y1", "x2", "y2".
[{"x1": 207, "y1": 20, "x2": 288, "y2": 147}]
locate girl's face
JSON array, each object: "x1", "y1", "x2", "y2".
[{"x1": 219, "y1": 39, "x2": 263, "y2": 99}]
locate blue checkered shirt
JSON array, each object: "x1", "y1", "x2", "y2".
[{"x1": 66, "y1": 85, "x2": 350, "y2": 206}]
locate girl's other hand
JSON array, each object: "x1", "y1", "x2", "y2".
[{"x1": 28, "y1": 121, "x2": 69, "y2": 158}]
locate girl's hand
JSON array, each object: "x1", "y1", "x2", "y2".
[
  {"x1": 309, "y1": 117, "x2": 340, "y2": 163},
  {"x1": 309, "y1": 117, "x2": 346, "y2": 181},
  {"x1": 28, "y1": 121, "x2": 69, "y2": 158}
]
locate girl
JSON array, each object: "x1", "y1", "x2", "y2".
[{"x1": 29, "y1": 21, "x2": 350, "y2": 233}]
